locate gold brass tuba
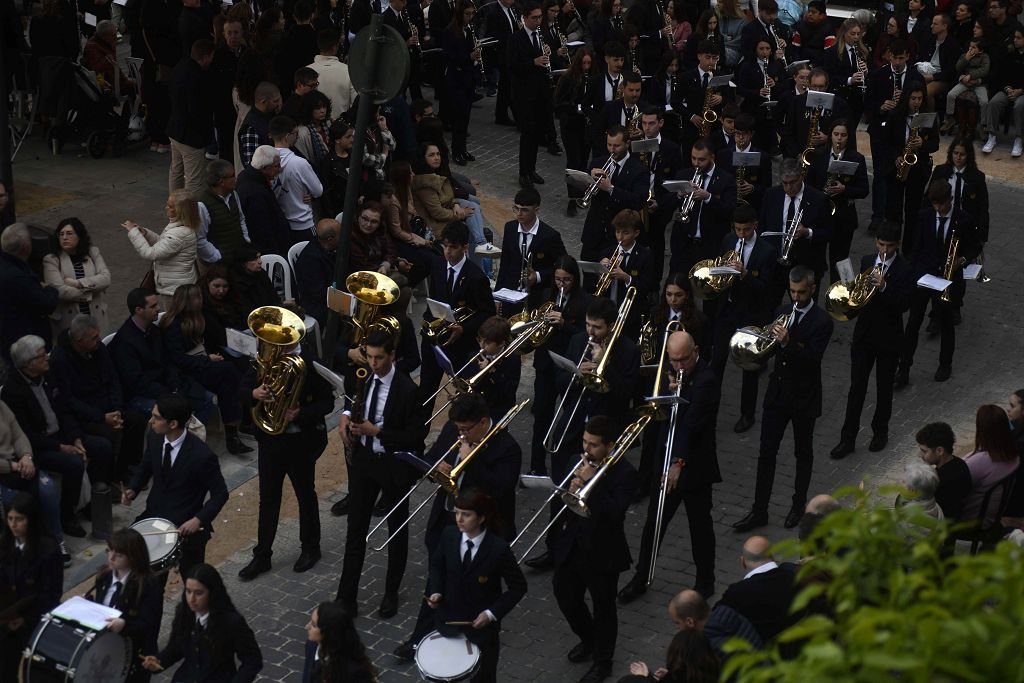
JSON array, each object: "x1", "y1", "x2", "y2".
[
  {"x1": 346, "y1": 270, "x2": 401, "y2": 346},
  {"x1": 825, "y1": 259, "x2": 884, "y2": 321},
  {"x1": 249, "y1": 306, "x2": 308, "y2": 435},
  {"x1": 689, "y1": 239, "x2": 742, "y2": 300}
]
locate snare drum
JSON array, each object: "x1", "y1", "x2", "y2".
[
  {"x1": 415, "y1": 630, "x2": 481, "y2": 682},
  {"x1": 22, "y1": 612, "x2": 129, "y2": 683},
  {"x1": 129, "y1": 517, "x2": 182, "y2": 571}
]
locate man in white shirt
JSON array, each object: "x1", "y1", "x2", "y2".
[
  {"x1": 307, "y1": 29, "x2": 358, "y2": 119},
  {"x1": 270, "y1": 116, "x2": 324, "y2": 245}
]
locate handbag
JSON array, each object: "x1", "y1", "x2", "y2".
[{"x1": 139, "y1": 267, "x2": 156, "y2": 291}]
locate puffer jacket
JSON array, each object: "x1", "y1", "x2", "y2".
[{"x1": 127, "y1": 221, "x2": 198, "y2": 295}]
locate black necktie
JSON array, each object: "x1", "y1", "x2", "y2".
[
  {"x1": 196, "y1": 619, "x2": 205, "y2": 635},
  {"x1": 702, "y1": 71, "x2": 709, "y2": 89},
  {"x1": 936, "y1": 215, "x2": 948, "y2": 251},
  {"x1": 611, "y1": 160, "x2": 620, "y2": 182},
  {"x1": 447, "y1": 266, "x2": 456, "y2": 298},
  {"x1": 162, "y1": 442, "x2": 172, "y2": 480},
  {"x1": 463, "y1": 539, "x2": 474, "y2": 567},
  {"x1": 954, "y1": 172, "x2": 963, "y2": 209},
  {"x1": 848, "y1": 48, "x2": 855, "y2": 69},
  {"x1": 364, "y1": 377, "x2": 380, "y2": 447},
  {"x1": 508, "y1": 8, "x2": 516, "y2": 31},
  {"x1": 532, "y1": 31, "x2": 540, "y2": 52},
  {"x1": 610, "y1": 75, "x2": 619, "y2": 97},
  {"x1": 786, "y1": 196, "x2": 796, "y2": 229},
  {"x1": 794, "y1": 309, "x2": 804, "y2": 326},
  {"x1": 108, "y1": 580, "x2": 122, "y2": 607}
]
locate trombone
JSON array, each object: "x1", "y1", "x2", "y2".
[
  {"x1": 543, "y1": 287, "x2": 637, "y2": 453},
  {"x1": 636, "y1": 320, "x2": 681, "y2": 420},
  {"x1": 647, "y1": 364, "x2": 685, "y2": 586},
  {"x1": 366, "y1": 400, "x2": 531, "y2": 551}
]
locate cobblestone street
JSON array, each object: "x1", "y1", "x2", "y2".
[{"x1": 12, "y1": 83, "x2": 1024, "y2": 681}]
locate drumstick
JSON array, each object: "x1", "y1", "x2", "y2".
[
  {"x1": 444, "y1": 620, "x2": 474, "y2": 626},
  {"x1": 138, "y1": 528, "x2": 205, "y2": 536}
]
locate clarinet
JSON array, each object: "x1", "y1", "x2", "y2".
[{"x1": 403, "y1": 8, "x2": 421, "y2": 58}]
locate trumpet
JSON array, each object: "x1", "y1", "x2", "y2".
[
  {"x1": 594, "y1": 243, "x2": 623, "y2": 297},
  {"x1": 689, "y1": 239, "x2": 742, "y2": 300},
  {"x1": 672, "y1": 171, "x2": 702, "y2": 223},
  {"x1": 799, "y1": 105, "x2": 822, "y2": 176},
  {"x1": 562, "y1": 413, "x2": 651, "y2": 516},
  {"x1": 422, "y1": 306, "x2": 474, "y2": 347},
  {"x1": 367, "y1": 400, "x2": 531, "y2": 551},
  {"x1": 762, "y1": 206, "x2": 802, "y2": 266},
  {"x1": 728, "y1": 302, "x2": 797, "y2": 371},
  {"x1": 577, "y1": 156, "x2": 616, "y2": 209},
  {"x1": 543, "y1": 288, "x2": 636, "y2": 452},
  {"x1": 826, "y1": 255, "x2": 884, "y2": 321},
  {"x1": 939, "y1": 233, "x2": 960, "y2": 303}
]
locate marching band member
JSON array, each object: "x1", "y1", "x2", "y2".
[
  {"x1": 708, "y1": 103, "x2": 738, "y2": 158},
  {"x1": 806, "y1": 120, "x2": 869, "y2": 283},
  {"x1": 494, "y1": 187, "x2": 568, "y2": 309},
  {"x1": 482, "y1": 0, "x2": 521, "y2": 126},
  {"x1": 418, "y1": 221, "x2": 497, "y2": 407},
  {"x1": 643, "y1": 53, "x2": 685, "y2": 145},
  {"x1": 823, "y1": 18, "x2": 871, "y2": 138},
  {"x1": 896, "y1": 180, "x2": 981, "y2": 386},
  {"x1": 667, "y1": 138, "x2": 737, "y2": 284},
  {"x1": 677, "y1": 38, "x2": 725, "y2": 153},
  {"x1": 580, "y1": 125, "x2": 651, "y2": 261},
  {"x1": 393, "y1": 393, "x2": 522, "y2": 661},
  {"x1": 758, "y1": 157, "x2": 832, "y2": 304},
  {"x1": 739, "y1": 0, "x2": 787, "y2": 65},
  {"x1": 583, "y1": 40, "x2": 627, "y2": 125},
  {"x1": 556, "y1": 48, "x2": 598, "y2": 216},
  {"x1": 529, "y1": 256, "x2": 592, "y2": 478},
  {"x1": 336, "y1": 330, "x2": 426, "y2": 619},
  {"x1": 736, "y1": 38, "x2": 785, "y2": 155},
  {"x1": 831, "y1": 221, "x2": 913, "y2": 460},
  {"x1": 473, "y1": 316, "x2": 522, "y2": 420},
  {"x1": 425, "y1": 489, "x2": 527, "y2": 683},
  {"x1": 542, "y1": 0, "x2": 570, "y2": 73},
  {"x1": 709, "y1": 204, "x2": 778, "y2": 435},
  {"x1": 510, "y1": 2, "x2": 556, "y2": 189},
  {"x1": 381, "y1": 0, "x2": 425, "y2": 101},
  {"x1": 884, "y1": 82, "x2": 938, "y2": 255},
  {"x1": 597, "y1": 209, "x2": 654, "y2": 337},
  {"x1": 86, "y1": 527, "x2": 163, "y2": 683},
  {"x1": 929, "y1": 137, "x2": 990, "y2": 245},
  {"x1": 732, "y1": 266, "x2": 834, "y2": 532},
  {"x1": 639, "y1": 106, "x2": 684, "y2": 284},
  {"x1": 774, "y1": 61, "x2": 810, "y2": 148},
  {"x1": 441, "y1": 0, "x2": 483, "y2": 166},
  {"x1": 781, "y1": 68, "x2": 852, "y2": 160},
  {"x1": 593, "y1": 71, "x2": 644, "y2": 155},
  {"x1": 619, "y1": 330, "x2": 720, "y2": 604},
  {"x1": 525, "y1": 297, "x2": 640, "y2": 571},
  {"x1": 552, "y1": 416, "x2": 636, "y2": 683},
  {"x1": 719, "y1": 113, "x2": 773, "y2": 212}
]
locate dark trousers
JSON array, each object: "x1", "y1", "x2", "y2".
[
  {"x1": 191, "y1": 361, "x2": 243, "y2": 423},
  {"x1": 828, "y1": 204, "x2": 859, "y2": 284},
  {"x1": 552, "y1": 551, "x2": 620, "y2": 665},
  {"x1": 840, "y1": 345, "x2": 900, "y2": 442},
  {"x1": 643, "y1": 205, "x2": 673, "y2": 286},
  {"x1": 450, "y1": 92, "x2": 472, "y2": 155},
  {"x1": 336, "y1": 446, "x2": 410, "y2": 604},
  {"x1": 35, "y1": 434, "x2": 113, "y2": 520},
  {"x1": 417, "y1": 336, "x2": 473, "y2": 408},
  {"x1": 902, "y1": 288, "x2": 958, "y2": 372},
  {"x1": 633, "y1": 482, "x2": 715, "y2": 589},
  {"x1": 514, "y1": 100, "x2": 543, "y2": 175},
  {"x1": 142, "y1": 62, "x2": 170, "y2": 144},
  {"x1": 82, "y1": 411, "x2": 146, "y2": 486},
  {"x1": 496, "y1": 62, "x2": 513, "y2": 122},
  {"x1": 710, "y1": 318, "x2": 761, "y2": 418},
  {"x1": 560, "y1": 116, "x2": 589, "y2": 200},
  {"x1": 156, "y1": 531, "x2": 211, "y2": 589},
  {"x1": 529, "y1": 352, "x2": 557, "y2": 473},
  {"x1": 253, "y1": 432, "x2": 324, "y2": 559},
  {"x1": 753, "y1": 409, "x2": 815, "y2": 513},
  {"x1": 885, "y1": 162, "x2": 930, "y2": 257},
  {"x1": 215, "y1": 113, "x2": 235, "y2": 165},
  {"x1": 407, "y1": 510, "x2": 455, "y2": 645},
  {"x1": 868, "y1": 131, "x2": 890, "y2": 221}
]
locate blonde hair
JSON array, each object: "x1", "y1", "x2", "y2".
[
  {"x1": 170, "y1": 190, "x2": 200, "y2": 231},
  {"x1": 838, "y1": 18, "x2": 869, "y2": 56}
]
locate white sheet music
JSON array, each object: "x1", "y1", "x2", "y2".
[
  {"x1": 548, "y1": 351, "x2": 581, "y2": 376},
  {"x1": 52, "y1": 596, "x2": 121, "y2": 631},
  {"x1": 427, "y1": 298, "x2": 457, "y2": 322},
  {"x1": 917, "y1": 274, "x2": 952, "y2": 291},
  {"x1": 226, "y1": 329, "x2": 259, "y2": 357},
  {"x1": 493, "y1": 288, "x2": 529, "y2": 303}
]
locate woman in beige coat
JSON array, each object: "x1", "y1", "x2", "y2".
[
  {"x1": 42, "y1": 218, "x2": 112, "y2": 337},
  {"x1": 122, "y1": 190, "x2": 200, "y2": 308}
]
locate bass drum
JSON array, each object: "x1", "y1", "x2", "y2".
[
  {"x1": 415, "y1": 630, "x2": 481, "y2": 682},
  {"x1": 22, "y1": 613, "x2": 129, "y2": 683}
]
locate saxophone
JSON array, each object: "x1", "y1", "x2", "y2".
[
  {"x1": 625, "y1": 104, "x2": 642, "y2": 141},
  {"x1": 895, "y1": 123, "x2": 920, "y2": 182},
  {"x1": 799, "y1": 105, "x2": 822, "y2": 176},
  {"x1": 939, "y1": 233, "x2": 959, "y2": 303},
  {"x1": 698, "y1": 68, "x2": 718, "y2": 138},
  {"x1": 629, "y1": 45, "x2": 641, "y2": 74}
]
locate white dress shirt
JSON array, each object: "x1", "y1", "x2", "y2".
[
  {"x1": 743, "y1": 560, "x2": 779, "y2": 580},
  {"x1": 196, "y1": 190, "x2": 251, "y2": 263},
  {"x1": 460, "y1": 530, "x2": 496, "y2": 622},
  {"x1": 445, "y1": 253, "x2": 468, "y2": 292},
  {"x1": 783, "y1": 189, "x2": 812, "y2": 240},
  {"x1": 102, "y1": 570, "x2": 131, "y2": 606},
  {"x1": 364, "y1": 365, "x2": 395, "y2": 453},
  {"x1": 163, "y1": 429, "x2": 188, "y2": 468},
  {"x1": 518, "y1": 218, "x2": 542, "y2": 285},
  {"x1": 735, "y1": 231, "x2": 757, "y2": 266}
]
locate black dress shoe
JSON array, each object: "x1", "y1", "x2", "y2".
[
  {"x1": 495, "y1": 117, "x2": 516, "y2": 126},
  {"x1": 226, "y1": 435, "x2": 254, "y2": 455},
  {"x1": 733, "y1": 414, "x2": 755, "y2": 433},
  {"x1": 378, "y1": 593, "x2": 399, "y2": 618},
  {"x1": 331, "y1": 495, "x2": 349, "y2": 516},
  {"x1": 63, "y1": 519, "x2": 87, "y2": 538},
  {"x1": 452, "y1": 152, "x2": 468, "y2": 166},
  {"x1": 393, "y1": 640, "x2": 415, "y2": 661},
  {"x1": 529, "y1": 171, "x2": 545, "y2": 184},
  {"x1": 830, "y1": 440, "x2": 855, "y2": 460},
  {"x1": 616, "y1": 574, "x2": 647, "y2": 604},
  {"x1": 868, "y1": 433, "x2": 888, "y2": 452},
  {"x1": 464, "y1": 151, "x2": 476, "y2": 161},
  {"x1": 731, "y1": 510, "x2": 768, "y2": 532},
  {"x1": 893, "y1": 370, "x2": 910, "y2": 389},
  {"x1": 524, "y1": 550, "x2": 553, "y2": 570},
  {"x1": 579, "y1": 662, "x2": 612, "y2": 683},
  {"x1": 238, "y1": 556, "x2": 272, "y2": 581},
  {"x1": 519, "y1": 173, "x2": 534, "y2": 188},
  {"x1": 784, "y1": 507, "x2": 804, "y2": 529},
  {"x1": 293, "y1": 548, "x2": 321, "y2": 572},
  {"x1": 934, "y1": 365, "x2": 952, "y2": 382},
  {"x1": 547, "y1": 143, "x2": 563, "y2": 156},
  {"x1": 566, "y1": 200, "x2": 578, "y2": 217},
  {"x1": 567, "y1": 640, "x2": 594, "y2": 663}
]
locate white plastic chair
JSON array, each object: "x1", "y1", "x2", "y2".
[
  {"x1": 287, "y1": 241, "x2": 308, "y2": 280},
  {"x1": 261, "y1": 253, "x2": 323, "y2": 358},
  {"x1": 102, "y1": 333, "x2": 116, "y2": 346}
]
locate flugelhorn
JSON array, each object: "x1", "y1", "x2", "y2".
[
  {"x1": 594, "y1": 243, "x2": 623, "y2": 297},
  {"x1": 577, "y1": 156, "x2": 616, "y2": 209}
]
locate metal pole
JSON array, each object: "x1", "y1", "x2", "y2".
[
  {"x1": 0, "y1": 15, "x2": 15, "y2": 220},
  {"x1": 323, "y1": 14, "x2": 388, "y2": 368}
]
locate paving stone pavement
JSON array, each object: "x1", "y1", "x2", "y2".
[{"x1": 12, "y1": 86, "x2": 1024, "y2": 682}]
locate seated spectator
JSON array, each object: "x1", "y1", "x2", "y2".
[
  {"x1": 198, "y1": 159, "x2": 252, "y2": 266},
  {"x1": 896, "y1": 461, "x2": 944, "y2": 521},
  {"x1": 201, "y1": 265, "x2": 246, "y2": 351},
  {"x1": 280, "y1": 66, "x2": 320, "y2": 122},
  {"x1": 122, "y1": 191, "x2": 199, "y2": 310},
  {"x1": 270, "y1": 116, "x2": 324, "y2": 245},
  {"x1": 624, "y1": 629, "x2": 720, "y2": 683},
  {"x1": 0, "y1": 493, "x2": 64, "y2": 679},
  {"x1": 714, "y1": 536, "x2": 800, "y2": 643},
  {"x1": 2, "y1": 335, "x2": 113, "y2": 538},
  {"x1": 372, "y1": 167, "x2": 437, "y2": 289},
  {"x1": 50, "y1": 314, "x2": 146, "y2": 489},
  {"x1": 238, "y1": 81, "x2": 283, "y2": 168},
  {"x1": 158, "y1": 285, "x2": 251, "y2": 454},
  {"x1": 42, "y1": 218, "x2": 111, "y2": 338},
  {"x1": 294, "y1": 90, "x2": 333, "y2": 166},
  {"x1": 668, "y1": 588, "x2": 710, "y2": 632},
  {"x1": 961, "y1": 404, "x2": 1021, "y2": 524},
  {"x1": 0, "y1": 400, "x2": 64, "y2": 562},
  {"x1": 318, "y1": 119, "x2": 354, "y2": 219},
  {"x1": 237, "y1": 145, "x2": 291, "y2": 256},
  {"x1": 109, "y1": 289, "x2": 191, "y2": 417},
  {"x1": 350, "y1": 200, "x2": 411, "y2": 303},
  {"x1": 0, "y1": 224, "x2": 59, "y2": 360},
  {"x1": 82, "y1": 20, "x2": 133, "y2": 93},
  {"x1": 916, "y1": 421, "x2": 971, "y2": 520},
  {"x1": 295, "y1": 219, "x2": 340, "y2": 326},
  {"x1": 228, "y1": 245, "x2": 284, "y2": 319}
]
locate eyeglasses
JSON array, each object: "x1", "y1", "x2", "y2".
[
  {"x1": 553, "y1": 276, "x2": 574, "y2": 285},
  {"x1": 511, "y1": 205, "x2": 535, "y2": 214},
  {"x1": 455, "y1": 418, "x2": 485, "y2": 435}
]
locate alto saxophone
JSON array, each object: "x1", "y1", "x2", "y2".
[
  {"x1": 895, "y1": 124, "x2": 920, "y2": 182},
  {"x1": 698, "y1": 68, "x2": 717, "y2": 138},
  {"x1": 799, "y1": 104, "x2": 822, "y2": 176}
]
